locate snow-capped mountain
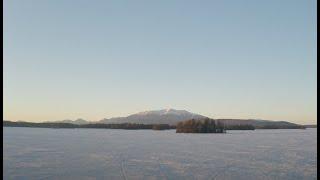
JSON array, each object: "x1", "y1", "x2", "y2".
[{"x1": 99, "y1": 108, "x2": 207, "y2": 125}]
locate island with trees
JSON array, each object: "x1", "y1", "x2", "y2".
[{"x1": 176, "y1": 118, "x2": 226, "y2": 133}]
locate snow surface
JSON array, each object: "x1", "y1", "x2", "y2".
[{"x1": 3, "y1": 128, "x2": 317, "y2": 180}]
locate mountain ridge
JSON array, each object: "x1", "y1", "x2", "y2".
[
  {"x1": 9, "y1": 109, "x2": 306, "y2": 128},
  {"x1": 98, "y1": 108, "x2": 207, "y2": 125},
  {"x1": 45, "y1": 118, "x2": 88, "y2": 125}
]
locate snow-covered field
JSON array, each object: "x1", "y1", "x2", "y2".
[{"x1": 3, "y1": 127, "x2": 317, "y2": 180}]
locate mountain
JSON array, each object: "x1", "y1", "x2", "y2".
[
  {"x1": 46, "y1": 118, "x2": 89, "y2": 125},
  {"x1": 7, "y1": 108, "x2": 305, "y2": 129},
  {"x1": 98, "y1": 109, "x2": 305, "y2": 128},
  {"x1": 99, "y1": 109, "x2": 207, "y2": 125}
]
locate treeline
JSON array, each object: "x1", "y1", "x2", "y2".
[
  {"x1": 80, "y1": 123, "x2": 175, "y2": 130},
  {"x1": 152, "y1": 124, "x2": 176, "y2": 130},
  {"x1": 3, "y1": 121, "x2": 175, "y2": 130},
  {"x1": 3, "y1": 121, "x2": 78, "y2": 128},
  {"x1": 176, "y1": 118, "x2": 226, "y2": 133},
  {"x1": 225, "y1": 124, "x2": 255, "y2": 130},
  {"x1": 255, "y1": 125, "x2": 306, "y2": 129},
  {"x1": 304, "y1": 125, "x2": 317, "y2": 128}
]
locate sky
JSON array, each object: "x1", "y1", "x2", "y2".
[{"x1": 3, "y1": 0, "x2": 317, "y2": 124}]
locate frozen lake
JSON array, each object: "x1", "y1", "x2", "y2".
[{"x1": 3, "y1": 127, "x2": 317, "y2": 180}]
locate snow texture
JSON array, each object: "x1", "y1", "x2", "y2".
[{"x1": 3, "y1": 128, "x2": 317, "y2": 180}]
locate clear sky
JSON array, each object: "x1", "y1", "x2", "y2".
[{"x1": 4, "y1": 0, "x2": 317, "y2": 124}]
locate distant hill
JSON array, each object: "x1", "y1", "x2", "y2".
[
  {"x1": 45, "y1": 118, "x2": 89, "y2": 125},
  {"x1": 304, "y1": 125, "x2": 317, "y2": 128},
  {"x1": 99, "y1": 109, "x2": 207, "y2": 125},
  {"x1": 217, "y1": 119, "x2": 305, "y2": 129}
]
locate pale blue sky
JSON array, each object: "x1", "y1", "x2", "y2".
[{"x1": 4, "y1": 0, "x2": 317, "y2": 124}]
